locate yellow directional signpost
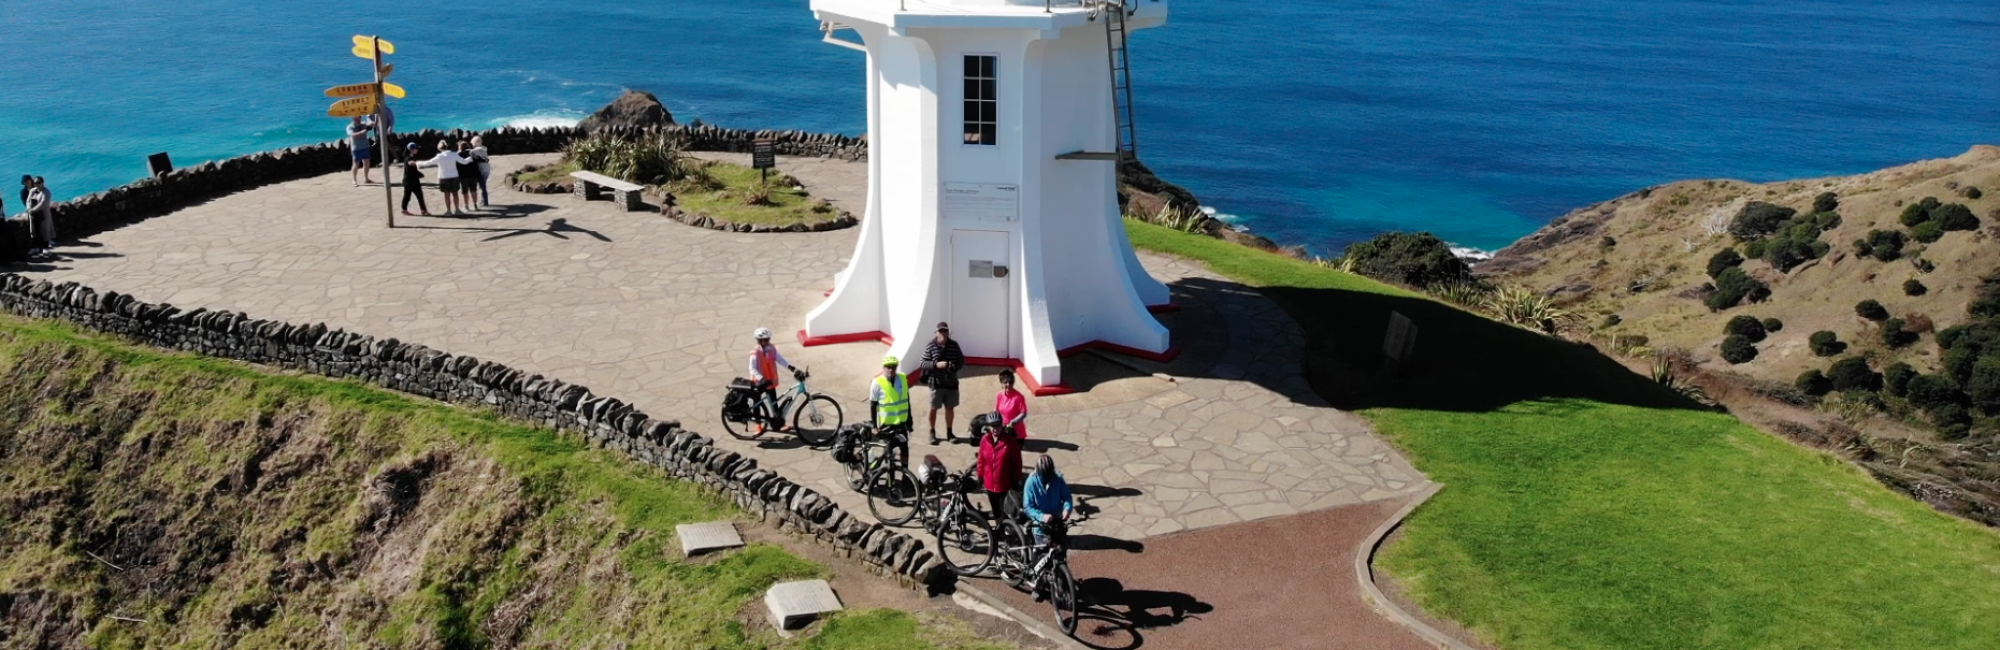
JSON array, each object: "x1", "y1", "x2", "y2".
[{"x1": 327, "y1": 35, "x2": 401, "y2": 227}]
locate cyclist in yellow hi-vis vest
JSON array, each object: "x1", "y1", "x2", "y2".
[{"x1": 869, "y1": 355, "x2": 913, "y2": 466}]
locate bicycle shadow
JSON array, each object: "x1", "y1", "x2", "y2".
[
  {"x1": 1072, "y1": 484, "x2": 1145, "y2": 521},
  {"x1": 1070, "y1": 577, "x2": 1214, "y2": 650}
]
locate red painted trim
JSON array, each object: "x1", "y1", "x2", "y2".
[
  {"x1": 1146, "y1": 303, "x2": 1181, "y2": 314},
  {"x1": 961, "y1": 356, "x2": 1074, "y2": 396},
  {"x1": 823, "y1": 288, "x2": 834, "y2": 297},
  {"x1": 796, "y1": 329, "x2": 894, "y2": 347}
]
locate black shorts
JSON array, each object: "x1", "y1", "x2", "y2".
[{"x1": 438, "y1": 177, "x2": 459, "y2": 193}]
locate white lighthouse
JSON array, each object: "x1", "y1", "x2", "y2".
[{"x1": 801, "y1": 0, "x2": 1175, "y2": 393}]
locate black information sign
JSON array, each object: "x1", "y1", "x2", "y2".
[{"x1": 752, "y1": 140, "x2": 776, "y2": 170}]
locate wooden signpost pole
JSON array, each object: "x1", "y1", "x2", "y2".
[{"x1": 374, "y1": 37, "x2": 394, "y2": 229}]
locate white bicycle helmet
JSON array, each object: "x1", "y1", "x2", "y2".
[{"x1": 753, "y1": 327, "x2": 773, "y2": 341}]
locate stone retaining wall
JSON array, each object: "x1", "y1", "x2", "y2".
[
  {"x1": 37, "y1": 124, "x2": 865, "y2": 248},
  {"x1": 0, "y1": 273, "x2": 947, "y2": 588}
]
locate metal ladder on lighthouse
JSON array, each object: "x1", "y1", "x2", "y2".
[{"x1": 1102, "y1": 0, "x2": 1139, "y2": 163}]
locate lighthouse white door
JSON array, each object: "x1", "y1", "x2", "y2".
[{"x1": 950, "y1": 230, "x2": 1011, "y2": 359}]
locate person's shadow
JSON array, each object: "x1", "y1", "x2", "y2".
[{"x1": 1069, "y1": 577, "x2": 1214, "y2": 650}]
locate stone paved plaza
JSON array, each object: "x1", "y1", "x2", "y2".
[{"x1": 23, "y1": 153, "x2": 1429, "y2": 542}]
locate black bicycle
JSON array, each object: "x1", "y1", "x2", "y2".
[
  {"x1": 720, "y1": 367, "x2": 841, "y2": 446},
  {"x1": 916, "y1": 465, "x2": 998, "y2": 576},
  {"x1": 996, "y1": 517, "x2": 1079, "y2": 636}
]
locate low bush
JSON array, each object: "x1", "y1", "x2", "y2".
[
  {"x1": 1904, "y1": 279, "x2": 1928, "y2": 296},
  {"x1": 1933, "y1": 203, "x2": 1980, "y2": 231},
  {"x1": 1796, "y1": 369, "x2": 1833, "y2": 397},
  {"x1": 1707, "y1": 248, "x2": 1745, "y2": 279},
  {"x1": 1911, "y1": 220, "x2": 1945, "y2": 243},
  {"x1": 1809, "y1": 330, "x2": 1847, "y2": 357},
  {"x1": 1721, "y1": 334, "x2": 1758, "y2": 364},
  {"x1": 1965, "y1": 186, "x2": 1984, "y2": 200},
  {"x1": 1600, "y1": 235, "x2": 1618, "y2": 249},
  {"x1": 1707, "y1": 267, "x2": 1768, "y2": 311},
  {"x1": 1883, "y1": 318, "x2": 1916, "y2": 348},
  {"x1": 1860, "y1": 230, "x2": 1906, "y2": 262},
  {"x1": 1340, "y1": 231, "x2": 1473, "y2": 288},
  {"x1": 1762, "y1": 317, "x2": 1784, "y2": 332},
  {"x1": 1915, "y1": 258, "x2": 1936, "y2": 273},
  {"x1": 1730, "y1": 201, "x2": 1798, "y2": 241},
  {"x1": 1906, "y1": 374, "x2": 1964, "y2": 411},
  {"x1": 1812, "y1": 191, "x2": 1839, "y2": 214},
  {"x1": 1884, "y1": 362, "x2": 1917, "y2": 397},
  {"x1": 1900, "y1": 197, "x2": 1942, "y2": 227},
  {"x1": 1725, "y1": 315, "x2": 1768, "y2": 342},
  {"x1": 1855, "y1": 300, "x2": 1889, "y2": 321},
  {"x1": 1828, "y1": 357, "x2": 1882, "y2": 392}
]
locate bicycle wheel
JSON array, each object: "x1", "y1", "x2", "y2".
[
  {"x1": 998, "y1": 520, "x2": 1032, "y2": 589},
  {"x1": 1047, "y1": 561, "x2": 1079, "y2": 635},
  {"x1": 934, "y1": 501, "x2": 997, "y2": 576},
  {"x1": 790, "y1": 395, "x2": 843, "y2": 447},
  {"x1": 841, "y1": 458, "x2": 866, "y2": 491},
  {"x1": 865, "y1": 466, "x2": 923, "y2": 525},
  {"x1": 720, "y1": 403, "x2": 764, "y2": 440}
]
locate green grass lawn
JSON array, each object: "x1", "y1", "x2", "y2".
[
  {"x1": 1125, "y1": 219, "x2": 2000, "y2": 650},
  {"x1": 511, "y1": 160, "x2": 579, "y2": 185},
  {"x1": 672, "y1": 162, "x2": 844, "y2": 226},
  {"x1": 0, "y1": 314, "x2": 1003, "y2": 650}
]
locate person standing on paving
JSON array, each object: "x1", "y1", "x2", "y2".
[
  {"x1": 470, "y1": 136, "x2": 493, "y2": 207},
  {"x1": 869, "y1": 355, "x2": 913, "y2": 466},
  {"x1": 1022, "y1": 454, "x2": 1074, "y2": 546},
  {"x1": 399, "y1": 143, "x2": 430, "y2": 216},
  {"x1": 23, "y1": 176, "x2": 53, "y2": 257},
  {"x1": 746, "y1": 328, "x2": 798, "y2": 433},
  {"x1": 921, "y1": 321, "x2": 966, "y2": 445},
  {"x1": 975, "y1": 376, "x2": 1027, "y2": 526},
  {"x1": 415, "y1": 140, "x2": 471, "y2": 216},
  {"x1": 347, "y1": 117, "x2": 376, "y2": 186}
]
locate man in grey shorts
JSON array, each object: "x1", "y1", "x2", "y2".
[{"x1": 921, "y1": 321, "x2": 966, "y2": 445}]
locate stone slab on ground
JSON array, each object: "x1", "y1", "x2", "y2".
[
  {"x1": 766, "y1": 579, "x2": 844, "y2": 630},
  {"x1": 676, "y1": 521, "x2": 744, "y2": 557}
]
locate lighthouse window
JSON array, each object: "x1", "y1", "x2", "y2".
[{"x1": 963, "y1": 55, "x2": 998, "y2": 146}]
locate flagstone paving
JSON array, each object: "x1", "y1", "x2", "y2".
[{"x1": 20, "y1": 153, "x2": 1429, "y2": 543}]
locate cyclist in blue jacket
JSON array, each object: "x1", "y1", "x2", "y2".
[{"x1": 1022, "y1": 454, "x2": 1074, "y2": 545}]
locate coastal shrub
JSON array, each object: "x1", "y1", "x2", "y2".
[
  {"x1": 1855, "y1": 300, "x2": 1889, "y2": 321},
  {"x1": 1931, "y1": 404, "x2": 1973, "y2": 440},
  {"x1": 1828, "y1": 357, "x2": 1882, "y2": 393},
  {"x1": 1934, "y1": 203, "x2": 1980, "y2": 231},
  {"x1": 1937, "y1": 325, "x2": 1971, "y2": 351},
  {"x1": 1904, "y1": 279, "x2": 1928, "y2": 296},
  {"x1": 1969, "y1": 269, "x2": 2000, "y2": 320},
  {"x1": 1885, "y1": 362, "x2": 1917, "y2": 397},
  {"x1": 1967, "y1": 357, "x2": 2000, "y2": 413},
  {"x1": 1915, "y1": 258, "x2": 1936, "y2": 273},
  {"x1": 1427, "y1": 279, "x2": 1493, "y2": 310},
  {"x1": 1600, "y1": 235, "x2": 1617, "y2": 249},
  {"x1": 1483, "y1": 286, "x2": 1574, "y2": 334},
  {"x1": 1809, "y1": 331, "x2": 1847, "y2": 357},
  {"x1": 1743, "y1": 239, "x2": 1770, "y2": 260},
  {"x1": 1762, "y1": 235, "x2": 1819, "y2": 272},
  {"x1": 1339, "y1": 231, "x2": 1473, "y2": 288},
  {"x1": 1762, "y1": 317, "x2": 1783, "y2": 333},
  {"x1": 1720, "y1": 334, "x2": 1758, "y2": 364},
  {"x1": 1706, "y1": 248, "x2": 1744, "y2": 278},
  {"x1": 1812, "y1": 192, "x2": 1840, "y2": 214},
  {"x1": 1906, "y1": 374, "x2": 1964, "y2": 411},
  {"x1": 1965, "y1": 186, "x2": 1984, "y2": 200},
  {"x1": 1706, "y1": 267, "x2": 1766, "y2": 311},
  {"x1": 1882, "y1": 318, "x2": 1916, "y2": 348},
  {"x1": 1910, "y1": 220, "x2": 1945, "y2": 243},
  {"x1": 1729, "y1": 201, "x2": 1797, "y2": 241},
  {"x1": 1900, "y1": 197, "x2": 1942, "y2": 227},
  {"x1": 1725, "y1": 315, "x2": 1768, "y2": 342},
  {"x1": 1602, "y1": 313, "x2": 1622, "y2": 328},
  {"x1": 1796, "y1": 369, "x2": 1833, "y2": 397},
  {"x1": 1811, "y1": 211, "x2": 1842, "y2": 231},
  {"x1": 1859, "y1": 230, "x2": 1905, "y2": 262}
]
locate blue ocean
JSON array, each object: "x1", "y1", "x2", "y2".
[{"x1": 1, "y1": 0, "x2": 1994, "y2": 254}]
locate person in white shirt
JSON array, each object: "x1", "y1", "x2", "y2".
[
  {"x1": 346, "y1": 117, "x2": 376, "y2": 186},
  {"x1": 415, "y1": 139, "x2": 472, "y2": 216},
  {"x1": 469, "y1": 136, "x2": 493, "y2": 207},
  {"x1": 24, "y1": 177, "x2": 54, "y2": 256}
]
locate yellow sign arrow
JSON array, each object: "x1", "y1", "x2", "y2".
[
  {"x1": 382, "y1": 82, "x2": 406, "y2": 99},
  {"x1": 324, "y1": 82, "x2": 376, "y2": 98},
  {"x1": 352, "y1": 44, "x2": 375, "y2": 60},
  {"x1": 326, "y1": 95, "x2": 378, "y2": 118},
  {"x1": 352, "y1": 35, "x2": 394, "y2": 54}
]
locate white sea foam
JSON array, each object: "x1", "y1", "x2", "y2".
[
  {"x1": 487, "y1": 109, "x2": 587, "y2": 129},
  {"x1": 1450, "y1": 245, "x2": 1495, "y2": 261},
  {"x1": 1200, "y1": 206, "x2": 1250, "y2": 231}
]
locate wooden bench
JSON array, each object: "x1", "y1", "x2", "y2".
[{"x1": 570, "y1": 170, "x2": 645, "y2": 211}]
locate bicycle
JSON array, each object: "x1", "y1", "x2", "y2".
[
  {"x1": 830, "y1": 423, "x2": 923, "y2": 523},
  {"x1": 720, "y1": 367, "x2": 841, "y2": 446},
  {"x1": 996, "y1": 517, "x2": 1079, "y2": 636},
  {"x1": 922, "y1": 465, "x2": 997, "y2": 576}
]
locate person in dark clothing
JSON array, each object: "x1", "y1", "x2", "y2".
[
  {"x1": 400, "y1": 143, "x2": 430, "y2": 216},
  {"x1": 921, "y1": 321, "x2": 967, "y2": 445},
  {"x1": 454, "y1": 142, "x2": 480, "y2": 210}
]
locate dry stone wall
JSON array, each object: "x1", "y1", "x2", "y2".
[{"x1": 0, "y1": 273, "x2": 947, "y2": 589}]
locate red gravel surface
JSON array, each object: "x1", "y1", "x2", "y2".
[{"x1": 980, "y1": 496, "x2": 1433, "y2": 650}]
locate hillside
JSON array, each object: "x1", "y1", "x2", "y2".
[
  {"x1": 1478, "y1": 145, "x2": 2000, "y2": 524},
  {"x1": 0, "y1": 315, "x2": 1009, "y2": 650}
]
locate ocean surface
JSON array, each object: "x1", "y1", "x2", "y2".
[{"x1": 1, "y1": 0, "x2": 1995, "y2": 254}]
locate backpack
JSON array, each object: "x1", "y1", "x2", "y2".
[
  {"x1": 830, "y1": 424, "x2": 868, "y2": 464},
  {"x1": 721, "y1": 378, "x2": 758, "y2": 422}
]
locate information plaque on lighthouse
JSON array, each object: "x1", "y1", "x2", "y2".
[{"x1": 800, "y1": 0, "x2": 1175, "y2": 392}]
